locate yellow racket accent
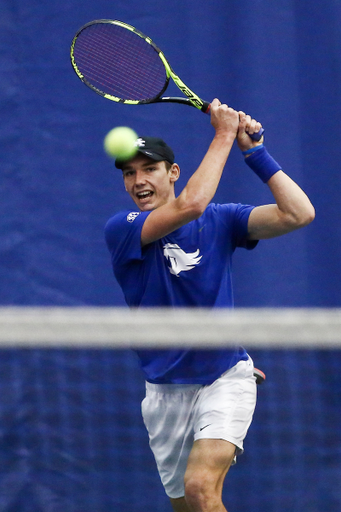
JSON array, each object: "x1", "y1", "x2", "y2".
[{"x1": 158, "y1": 53, "x2": 205, "y2": 110}]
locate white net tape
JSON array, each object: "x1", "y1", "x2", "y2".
[{"x1": 0, "y1": 307, "x2": 340, "y2": 348}]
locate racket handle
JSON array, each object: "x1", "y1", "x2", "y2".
[
  {"x1": 249, "y1": 127, "x2": 264, "y2": 142},
  {"x1": 202, "y1": 102, "x2": 264, "y2": 142}
]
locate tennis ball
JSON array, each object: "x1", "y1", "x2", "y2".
[{"x1": 103, "y1": 126, "x2": 138, "y2": 160}]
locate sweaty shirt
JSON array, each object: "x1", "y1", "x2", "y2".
[{"x1": 105, "y1": 203, "x2": 258, "y2": 384}]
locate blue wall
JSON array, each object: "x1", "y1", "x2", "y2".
[
  {"x1": 1, "y1": 0, "x2": 341, "y2": 307},
  {"x1": 0, "y1": 1, "x2": 341, "y2": 511}
]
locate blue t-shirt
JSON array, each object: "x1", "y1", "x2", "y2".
[{"x1": 105, "y1": 203, "x2": 257, "y2": 384}]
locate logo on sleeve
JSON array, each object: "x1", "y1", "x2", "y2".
[
  {"x1": 163, "y1": 243, "x2": 202, "y2": 277},
  {"x1": 127, "y1": 212, "x2": 140, "y2": 223}
]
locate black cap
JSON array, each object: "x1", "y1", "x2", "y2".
[{"x1": 115, "y1": 136, "x2": 175, "y2": 169}]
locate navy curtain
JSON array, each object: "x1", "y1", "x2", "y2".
[{"x1": 0, "y1": 1, "x2": 340, "y2": 510}]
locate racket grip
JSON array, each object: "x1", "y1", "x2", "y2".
[
  {"x1": 202, "y1": 102, "x2": 264, "y2": 142},
  {"x1": 249, "y1": 127, "x2": 264, "y2": 142}
]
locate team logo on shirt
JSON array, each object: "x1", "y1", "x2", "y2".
[
  {"x1": 127, "y1": 212, "x2": 140, "y2": 223},
  {"x1": 163, "y1": 243, "x2": 202, "y2": 277}
]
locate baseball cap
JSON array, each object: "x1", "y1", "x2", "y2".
[{"x1": 115, "y1": 136, "x2": 175, "y2": 169}]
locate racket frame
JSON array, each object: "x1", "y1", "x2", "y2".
[
  {"x1": 71, "y1": 19, "x2": 264, "y2": 140},
  {"x1": 70, "y1": 19, "x2": 210, "y2": 112}
]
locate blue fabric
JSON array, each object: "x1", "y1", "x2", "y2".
[
  {"x1": 244, "y1": 145, "x2": 282, "y2": 183},
  {"x1": 105, "y1": 203, "x2": 255, "y2": 383},
  {"x1": 0, "y1": 0, "x2": 339, "y2": 308},
  {"x1": 105, "y1": 203, "x2": 256, "y2": 307},
  {"x1": 0, "y1": 348, "x2": 339, "y2": 512},
  {"x1": 1, "y1": 0, "x2": 341, "y2": 510}
]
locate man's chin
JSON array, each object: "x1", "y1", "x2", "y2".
[{"x1": 135, "y1": 202, "x2": 155, "y2": 212}]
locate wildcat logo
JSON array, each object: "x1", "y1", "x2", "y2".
[
  {"x1": 163, "y1": 243, "x2": 202, "y2": 277},
  {"x1": 127, "y1": 212, "x2": 140, "y2": 222}
]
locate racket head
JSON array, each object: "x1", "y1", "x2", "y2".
[{"x1": 70, "y1": 20, "x2": 170, "y2": 104}]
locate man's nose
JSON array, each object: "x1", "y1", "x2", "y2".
[{"x1": 135, "y1": 170, "x2": 146, "y2": 185}]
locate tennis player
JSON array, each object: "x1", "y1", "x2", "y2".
[{"x1": 104, "y1": 98, "x2": 315, "y2": 512}]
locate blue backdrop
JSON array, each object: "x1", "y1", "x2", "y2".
[{"x1": 0, "y1": 1, "x2": 340, "y2": 511}]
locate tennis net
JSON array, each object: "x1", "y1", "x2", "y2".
[
  {"x1": 0, "y1": 307, "x2": 339, "y2": 512},
  {"x1": 0, "y1": 306, "x2": 341, "y2": 347}
]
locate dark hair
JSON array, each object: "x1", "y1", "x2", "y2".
[{"x1": 164, "y1": 161, "x2": 173, "y2": 172}]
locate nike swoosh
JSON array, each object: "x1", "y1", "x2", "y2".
[{"x1": 199, "y1": 424, "x2": 212, "y2": 431}]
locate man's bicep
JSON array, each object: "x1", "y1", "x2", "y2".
[
  {"x1": 141, "y1": 202, "x2": 193, "y2": 246},
  {"x1": 247, "y1": 204, "x2": 288, "y2": 240},
  {"x1": 141, "y1": 210, "x2": 163, "y2": 246}
]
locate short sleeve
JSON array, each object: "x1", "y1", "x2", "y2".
[
  {"x1": 104, "y1": 210, "x2": 150, "y2": 269},
  {"x1": 214, "y1": 203, "x2": 258, "y2": 250}
]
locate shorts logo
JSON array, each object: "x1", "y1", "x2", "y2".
[
  {"x1": 199, "y1": 424, "x2": 212, "y2": 431},
  {"x1": 127, "y1": 212, "x2": 140, "y2": 223},
  {"x1": 163, "y1": 243, "x2": 202, "y2": 277}
]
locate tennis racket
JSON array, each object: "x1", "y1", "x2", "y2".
[{"x1": 70, "y1": 19, "x2": 264, "y2": 142}]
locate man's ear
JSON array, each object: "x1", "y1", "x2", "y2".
[{"x1": 169, "y1": 163, "x2": 180, "y2": 183}]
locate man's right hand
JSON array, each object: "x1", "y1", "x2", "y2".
[{"x1": 210, "y1": 98, "x2": 239, "y2": 139}]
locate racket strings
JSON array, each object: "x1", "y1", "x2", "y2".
[
  {"x1": 78, "y1": 36, "x2": 164, "y2": 99},
  {"x1": 73, "y1": 23, "x2": 167, "y2": 101}
]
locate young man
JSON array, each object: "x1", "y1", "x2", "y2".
[{"x1": 105, "y1": 99, "x2": 315, "y2": 512}]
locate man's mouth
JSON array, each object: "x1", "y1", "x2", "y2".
[{"x1": 136, "y1": 191, "x2": 153, "y2": 201}]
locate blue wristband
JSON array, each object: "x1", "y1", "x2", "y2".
[
  {"x1": 244, "y1": 145, "x2": 282, "y2": 183},
  {"x1": 242, "y1": 144, "x2": 264, "y2": 156}
]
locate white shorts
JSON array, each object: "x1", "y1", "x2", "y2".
[{"x1": 141, "y1": 357, "x2": 257, "y2": 499}]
